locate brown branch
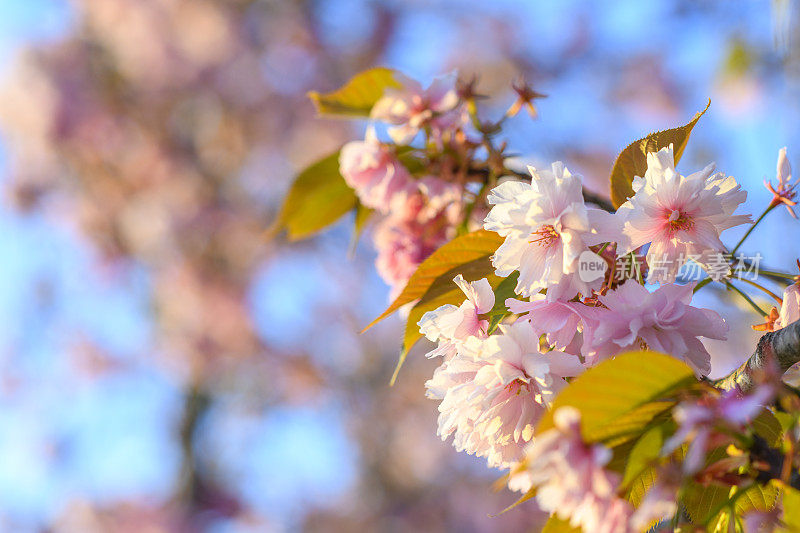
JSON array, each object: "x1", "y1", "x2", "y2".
[{"x1": 715, "y1": 319, "x2": 800, "y2": 391}]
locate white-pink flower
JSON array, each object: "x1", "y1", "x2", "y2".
[
  {"x1": 766, "y1": 147, "x2": 797, "y2": 218},
  {"x1": 519, "y1": 407, "x2": 634, "y2": 533},
  {"x1": 582, "y1": 281, "x2": 727, "y2": 376},
  {"x1": 484, "y1": 163, "x2": 619, "y2": 301},
  {"x1": 617, "y1": 145, "x2": 751, "y2": 283},
  {"x1": 418, "y1": 275, "x2": 495, "y2": 359},
  {"x1": 425, "y1": 320, "x2": 583, "y2": 469},
  {"x1": 371, "y1": 73, "x2": 462, "y2": 144},
  {"x1": 777, "y1": 283, "x2": 800, "y2": 329},
  {"x1": 507, "y1": 296, "x2": 593, "y2": 351},
  {"x1": 339, "y1": 130, "x2": 414, "y2": 213},
  {"x1": 373, "y1": 212, "x2": 452, "y2": 300}
]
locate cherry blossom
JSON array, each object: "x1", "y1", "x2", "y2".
[
  {"x1": 629, "y1": 480, "x2": 678, "y2": 532},
  {"x1": 506, "y1": 296, "x2": 592, "y2": 352},
  {"x1": 370, "y1": 72, "x2": 463, "y2": 145},
  {"x1": 776, "y1": 282, "x2": 800, "y2": 330},
  {"x1": 582, "y1": 281, "x2": 727, "y2": 376},
  {"x1": 374, "y1": 210, "x2": 452, "y2": 300},
  {"x1": 339, "y1": 129, "x2": 414, "y2": 213},
  {"x1": 766, "y1": 147, "x2": 797, "y2": 218},
  {"x1": 617, "y1": 145, "x2": 751, "y2": 283},
  {"x1": 484, "y1": 162, "x2": 618, "y2": 301},
  {"x1": 662, "y1": 386, "x2": 773, "y2": 473},
  {"x1": 425, "y1": 321, "x2": 582, "y2": 469},
  {"x1": 519, "y1": 407, "x2": 634, "y2": 533},
  {"x1": 418, "y1": 275, "x2": 495, "y2": 359}
]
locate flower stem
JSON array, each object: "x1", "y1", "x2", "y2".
[
  {"x1": 724, "y1": 280, "x2": 768, "y2": 317},
  {"x1": 730, "y1": 205, "x2": 775, "y2": 256},
  {"x1": 693, "y1": 277, "x2": 713, "y2": 293},
  {"x1": 736, "y1": 277, "x2": 783, "y2": 305}
]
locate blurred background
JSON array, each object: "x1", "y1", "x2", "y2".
[{"x1": 0, "y1": 0, "x2": 798, "y2": 531}]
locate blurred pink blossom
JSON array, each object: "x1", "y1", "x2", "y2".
[
  {"x1": 517, "y1": 407, "x2": 634, "y2": 533},
  {"x1": 339, "y1": 131, "x2": 414, "y2": 213},
  {"x1": 371, "y1": 72, "x2": 462, "y2": 144}
]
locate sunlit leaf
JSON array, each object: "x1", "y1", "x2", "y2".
[
  {"x1": 308, "y1": 67, "x2": 402, "y2": 117},
  {"x1": 536, "y1": 351, "x2": 696, "y2": 445},
  {"x1": 622, "y1": 424, "x2": 664, "y2": 506},
  {"x1": 364, "y1": 229, "x2": 504, "y2": 331},
  {"x1": 752, "y1": 409, "x2": 783, "y2": 447},
  {"x1": 270, "y1": 150, "x2": 357, "y2": 241},
  {"x1": 609, "y1": 100, "x2": 710, "y2": 208},
  {"x1": 683, "y1": 480, "x2": 778, "y2": 527}
]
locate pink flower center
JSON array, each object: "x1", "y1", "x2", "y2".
[
  {"x1": 505, "y1": 378, "x2": 531, "y2": 396},
  {"x1": 529, "y1": 224, "x2": 560, "y2": 248},
  {"x1": 666, "y1": 210, "x2": 694, "y2": 233}
]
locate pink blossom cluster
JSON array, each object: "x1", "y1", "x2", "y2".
[
  {"x1": 415, "y1": 144, "x2": 778, "y2": 530},
  {"x1": 339, "y1": 75, "x2": 474, "y2": 298},
  {"x1": 511, "y1": 407, "x2": 676, "y2": 533},
  {"x1": 484, "y1": 152, "x2": 732, "y2": 376},
  {"x1": 422, "y1": 277, "x2": 583, "y2": 468}
]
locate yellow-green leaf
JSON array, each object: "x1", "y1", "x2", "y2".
[
  {"x1": 622, "y1": 424, "x2": 664, "y2": 506},
  {"x1": 364, "y1": 229, "x2": 504, "y2": 331},
  {"x1": 536, "y1": 351, "x2": 696, "y2": 445},
  {"x1": 684, "y1": 481, "x2": 778, "y2": 528},
  {"x1": 270, "y1": 150, "x2": 357, "y2": 241},
  {"x1": 752, "y1": 409, "x2": 783, "y2": 447},
  {"x1": 609, "y1": 100, "x2": 711, "y2": 208},
  {"x1": 308, "y1": 67, "x2": 402, "y2": 117}
]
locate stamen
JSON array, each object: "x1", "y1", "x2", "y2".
[
  {"x1": 529, "y1": 224, "x2": 560, "y2": 247},
  {"x1": 666, "y1": 210, "x2": 694, "y2": 232}
]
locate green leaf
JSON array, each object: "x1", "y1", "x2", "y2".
[
  {"x1": 536, "y1": 351, "x2": 696, "y2": 445},
  {"x1": 270, "y1": 150, "x2": 357, "y2": 241},
  {"x1": 683, "y1": 482, "x2": 778, "y2": 528},
  {"x1": 622, "y1": 424, "x2": 664, "y2": 506},
  {"x1": 541, "y1": 515, "x2": 581, "y2": 533},
  {"x1": 484, "y1": 271, "x2": 520, "y2": 332},
  {"x1": 752, "y1": 409, "x2": 783, "y2": 447},
  {"x1": 364, "y1": 229, "x2": 504, "y2": 331},
  {"x1": 609, "y1": 100, "x2": 710, "y2": 208},
  {"x1": 308, "y1": 67, "x2": 402, "y2": 117}
]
